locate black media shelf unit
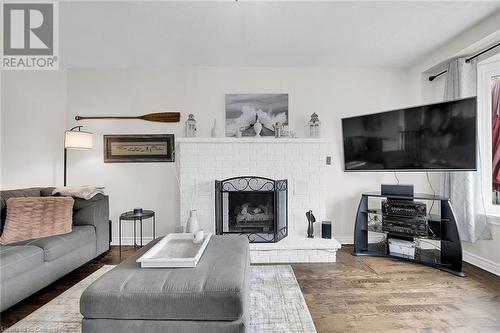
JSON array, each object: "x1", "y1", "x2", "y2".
[{"x1": 353, "y1": 192, "x2": 465, "y2": 277}]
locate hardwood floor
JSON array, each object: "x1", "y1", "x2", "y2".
[
  {"x1": 293, "y1": 246, "x2": 500, "y2": 333},
  {"x1": 1, "y1": 245, "x2": 500, "y2": 332}
]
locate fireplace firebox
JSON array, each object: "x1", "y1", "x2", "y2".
[{"x1": 215, "y1": 176, "x2": 288, "y2": 243}]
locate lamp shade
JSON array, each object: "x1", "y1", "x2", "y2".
[{"x1": 64, "y1": 130, "x2": 93, "y2": 149}]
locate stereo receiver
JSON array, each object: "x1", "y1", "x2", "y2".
[{"x1": 382, "y1": 200, "x2": 426, "y2": 217}]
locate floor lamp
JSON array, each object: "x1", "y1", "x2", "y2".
[{"x1": 64, "y1": 126, "x2": 93, "y2": 186}]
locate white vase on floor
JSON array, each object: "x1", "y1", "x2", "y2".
[{"x1": 185, "y1": 210, "x2": 200, "y2": 233}]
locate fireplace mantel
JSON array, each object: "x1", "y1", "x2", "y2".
[{"x1": 176, "y1": 137, "x2": 331, "y2": 144}]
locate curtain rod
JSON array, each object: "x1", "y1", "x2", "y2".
[{"x1": 428, "y1": 41, "x2": 500, "y2": 81}]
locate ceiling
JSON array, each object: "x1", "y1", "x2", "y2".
[{"x1": 60, "y1": 1, "x2": 500, "y2": 68}]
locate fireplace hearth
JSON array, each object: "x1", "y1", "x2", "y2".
[{"x1": 215, "y1": 176, "x2": 288, "y2": 243}]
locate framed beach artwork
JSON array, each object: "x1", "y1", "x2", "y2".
[
  {"x1": 103, "y1": 134, "x2": 174, "y2": 163},
  {"x1": 225, "y1": 94, "x2": 289, "y2": 137}
]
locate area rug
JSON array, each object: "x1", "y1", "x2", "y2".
[{"x1": 4, "y1": 265, "x2": 316, "y2": 333}]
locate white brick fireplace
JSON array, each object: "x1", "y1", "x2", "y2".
[{"x1": 176, "y1": 137, "x2": 341, "y2": 263}]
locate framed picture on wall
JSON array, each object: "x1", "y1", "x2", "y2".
[
  {"x1": 225, "y1": 94, "x2": 289, "y2": 137},
  {"x1": 103, "y1": 134, "x2": 174, "y2": 163}
]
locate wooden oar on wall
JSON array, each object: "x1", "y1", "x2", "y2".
[{"x1": 75, "y1": 112, "x2": 180, "y2": 123}]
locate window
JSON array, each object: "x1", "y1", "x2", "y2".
[
  {"x1": 491, "y1": 76, "x2": 500, "y2": 204},
  {"x1": 478, "y1": 60, "x2": 500, "y2": 215}
]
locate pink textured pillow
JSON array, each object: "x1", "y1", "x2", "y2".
[{"x1": 0, "y1": 197, "x2": 74, "y2": 245}]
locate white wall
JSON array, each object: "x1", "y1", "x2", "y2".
[
  {"x1": 408, "y1": 9, "x2": 500, "y2": 104},
  {"x1": 65, "y1": 69, "x2": 183, "y2": 244},
  {"x1": 2, "y1": 66, "x2": 433, "y2": 244},
  {"x1": 1, "y1": 71, "x2": 67, "y2": 188}
]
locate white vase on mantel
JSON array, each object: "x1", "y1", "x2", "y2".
[
  {"x1": 185, "y1": 209, "x2": 200, "y2": 233},
  {"x1": 254, "y1": 119, "x2": 263, "y2": 137}
]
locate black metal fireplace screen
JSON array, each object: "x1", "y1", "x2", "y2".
[{"x1": 215, "y1": 176, "x2": 288, "y2": 243}]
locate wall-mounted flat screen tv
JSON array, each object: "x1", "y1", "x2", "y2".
[{"x1": 341, "y1": 97, "x2": 477, "y2": 171}]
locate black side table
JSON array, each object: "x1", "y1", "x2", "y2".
[{"x1": 119, "y1": 210, "x2": 155, "y2": 254}]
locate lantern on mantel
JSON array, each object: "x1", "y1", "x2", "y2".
[
  {"x1": 309, "y1": 112, "x2": 321, "y2": 137},
  {"x1": 185, "y1": 114, "x2": 197, "y2": 137}
]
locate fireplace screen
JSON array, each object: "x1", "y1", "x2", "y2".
[{"x1": 215, "y1": 177, "x2": 288, "y2": 243}]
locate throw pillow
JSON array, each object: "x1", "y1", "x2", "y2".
[
  {"x1": 0, "y1": 197, "x2": 74, "y2": 245},
  {"x1": 0, "y1": 187, "x2": 43, "y2": 234}
]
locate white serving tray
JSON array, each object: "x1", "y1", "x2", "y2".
[{"x1": 136, "y1": 233, "x2": 212, "y2": 268}]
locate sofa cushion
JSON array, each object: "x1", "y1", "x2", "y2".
[
  {"x1": 12, "y1": 225, "x2": 96, "y2": 262},
  {"x1": 0, "y1": 188, "x2": 42, "y2": 211},
  {"x1": 0, "y1": 197, "x2": 74, "y2": 245},
  {"x1": 0, "y1": 245, "x2": 44, "y2": 282},
  {"x1": 80, "y1": 235, "x2": 250, "y2": 322}
]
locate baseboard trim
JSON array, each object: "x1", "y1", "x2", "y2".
[
  {"x1": 111, "y1": 237, "x2": 154, "y2": 246},
  {"x1": 463, "y1": 250, "x2": 500, "y2": 276}
]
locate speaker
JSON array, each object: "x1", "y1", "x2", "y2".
[
  {"x1": 322, "y1": 221, "x2": 332, "y2": 239},
  {"x1": 381, "y1": 184, "x2": 414, "y2": 197}
]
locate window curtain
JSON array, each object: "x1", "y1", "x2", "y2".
[
  {"x1": 440, "y1": 57, "x2": 492, "y2": 242},
  {"x1": 492, "y1": 79, "x2": 500, "y2": 188}
]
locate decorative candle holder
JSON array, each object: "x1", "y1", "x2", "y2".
[
  {"x1": 185, "y1": 114, "x2": 197, "y2": 137},
  {"x1": 309, "y1": 112, "x2": 321, "y2": 137}
]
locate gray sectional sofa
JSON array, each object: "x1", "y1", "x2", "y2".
[{"x1": 0, "y1": 187, "x2": 110, "y2": 311}]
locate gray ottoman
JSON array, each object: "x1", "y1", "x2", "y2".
[{"x1": 80, "y1": 235, "x2": 250, "y2": 333}]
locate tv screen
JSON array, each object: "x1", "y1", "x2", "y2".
[{"x1": 341, "y1": 97, "x2": 477, "y2": 171}]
